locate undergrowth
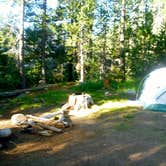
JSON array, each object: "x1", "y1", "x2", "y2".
[{"x1": 0, "y1": 79, "x2": 139, "y2": 115}]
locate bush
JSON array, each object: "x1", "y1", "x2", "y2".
[
  {"x1": 0, "y1": 54, "x2": 20, "y2": 90},
  {"x1": 71, "y1": 80, "x2": 104, "y2": 92}
]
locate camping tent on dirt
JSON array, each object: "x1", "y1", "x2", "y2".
[{"x1": 138, "y1": 67, "x2": 166, "y2": 112}]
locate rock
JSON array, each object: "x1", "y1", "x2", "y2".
[
  {"x1": 11, "y1": 113, "x2": 28, "y2": 127},
  {"x1": 104, "y1": 91, "x2": 112, "y2": 96},
  {"x1": 125, "y1": 89, "x2": 136, "y2": 100},
  {"x1": 126, "y1": 89, "x2": 136, "y2": 95},
  {"x1": 0, "y1": 128, "x2": 12, "y2": 138}
]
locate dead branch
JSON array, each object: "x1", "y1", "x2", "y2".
[
  {"x1": 34, "y1": 123, "x2": 62, "y2": 133},
  {"x1": 26, "y1": 115, "x2": 56, "y2": 124}
]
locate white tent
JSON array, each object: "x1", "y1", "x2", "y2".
[{"x1": 138, "y1": 67, "x2": 166, "y2": 112}]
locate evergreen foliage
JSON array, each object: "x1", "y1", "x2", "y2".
[{"x1": 0, "y1": 0, "x2": 165, "y2": 90}]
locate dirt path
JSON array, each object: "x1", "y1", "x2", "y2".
[{"x1": 0, "y1": 102, "x2": 166, "y2": 166}]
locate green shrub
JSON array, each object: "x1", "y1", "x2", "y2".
[
  {"x1": 0, "y1": 54, "x2": 20, "y2": 90},
  {"x1": 71, "y1": 80, "x2": 104, "y2": 92}
]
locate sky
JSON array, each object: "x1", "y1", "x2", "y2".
[
  {"x1": 0, "y1": 1, "x2": 14, "y2": 18},
  {"x1": 0, "y1": 0, "x2": 59, "y2": 20}
]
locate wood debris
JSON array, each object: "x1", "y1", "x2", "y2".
[
  {"x1": 10, "y1": 93, "x2": 93, "y2": 136},
  {"x1": 11, "y1": 112, "x2": 66, "y2": 135}
]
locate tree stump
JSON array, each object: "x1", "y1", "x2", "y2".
[{"x1": 67, "y1": 93, "x2": 94, "y2": 111}]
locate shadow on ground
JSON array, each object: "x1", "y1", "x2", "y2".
[{"x1": 0, "y1": 105, "x2": 165, "y2": 166}]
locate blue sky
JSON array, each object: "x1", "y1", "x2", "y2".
[
  {"x1": 0, "y1": 0, "x2": 59, "y2": 19},
  {"x1": 0, "y1": 1, "x2": 14, "y2": 18}
]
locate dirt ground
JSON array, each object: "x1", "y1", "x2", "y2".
[{"x1": 0, "y1": 102, "x2": 166, "y2": 166}]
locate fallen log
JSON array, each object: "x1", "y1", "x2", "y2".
[
  {"x1": 26, "y1": 115, "x2": 57, "y2": 124},
  {"x1": 0, "y1": 86, "x2": 45, "y2": 99},
  {"x1": 11, "y1": 113, "x2": 63, "y2": 133},
  {"x1": 23, "y1": 119, "x2": 62, "y2": 133},
  {"x1": 40, "y1": 109, "x2": 66, "y2": 119},
  {"x1": 60, "y1": 103, "x2": 73, "y2": 111},
  {"x1": 32, "y1": 122, "x2": 62, "y2": 133},
  {"x1": 39, "y1": 110, "x2": 72, "y2": 128}
]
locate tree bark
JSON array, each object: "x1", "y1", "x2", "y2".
[
  {"x1": 67, "y1": 93, "x2": 94, "y2": 111},
  {"x1": 41, "y1": 0, "x2": 47, "y2": 83},
  {"x1": 19, "y1": 0, "x2": 26, "y2": 88},
  {"x1": 79, "y1": 28, "x2": 84, "y2": 83},
  {"x1": 100, "y1": 23, "x2": 107, "y2": 80},
  {"x1": 120, "y1": 0, "x2": 126, "y2": 81}
]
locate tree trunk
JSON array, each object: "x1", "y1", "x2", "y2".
[
  {"x1": 79, "y1": 28, "x2": 84, "y2": 83},
  {"x1": 41, "y1": 0, "x2": 47, "y2": 83},
  {"x1": 19, "y1": 0, "x2": 26, "y2": 89},
  {"x1": 120, "y1": 0, "x2": 126, "y2": 81},
  {"x1": 102, "y1": 23, "x2": 107, "y2": 80}
]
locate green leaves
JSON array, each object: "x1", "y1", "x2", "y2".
[{"x1": 0, "y1": 0, "x2": 166, "y2": 89}]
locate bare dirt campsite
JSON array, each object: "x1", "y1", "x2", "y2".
[
  {"x1": 0, "y1": 0, "x2": 165, "y2": 165},
  {"x1": 0, "y1": 87, "x2": 166, "y2": 166}
]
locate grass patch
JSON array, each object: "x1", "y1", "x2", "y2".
[
  {"x1": 19, "y1": 103, "x2": 42, "y2": 111},
  {"x1": 70, "y1": 79, "x2": 139, "y2": 93},
  {"x1": 70, "y1": 79, "x2": 139, "y2": 105},
  {"x1": 160, "y1": 133, "x2": 166, "y2": 143},
  {"x1": 92, "y1": 106, "x2": 139, "y2": 119},
  {"x1": 36, "y1": 90, "x2": 68, "y2": 105},
  {"x1": 93, "y1": 107, "x2": 123, "y2": 119},
  {"x1": 117, "y1": 79, "x2": 140, "y2": 92},
  {"x1": 113, "y1": 121, "x2": 132, "y2": 131},
  {"x1": 123, "y1": 113, "x2": 135, "y2": 119},
  {"x1": 89, "y1": 106, "x2": 139, "y2": 131},
  {"x1": 89, "y1": 91, "x2": 128, "y2": 106},
  {"x1": 0, "y1": 80, "x2": 139, "y2": 116},
  {"x1": 95, "y1": 107, "x2": 136, "y2": 131},
  {"x1": 5, "y1": 89, "x2": 69, "y2": 112}
]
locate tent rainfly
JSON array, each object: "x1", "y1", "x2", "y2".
[{"x1": 138, "y1": 67, "x2": 166, "y2": 112}]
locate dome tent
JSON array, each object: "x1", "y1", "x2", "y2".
[{"x1": 138, "y1": 67, "x2": 166, "y2": 112}]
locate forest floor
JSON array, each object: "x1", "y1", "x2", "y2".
[{"x1": 0, "y1": 87, "x2": 166, "y2": 166}]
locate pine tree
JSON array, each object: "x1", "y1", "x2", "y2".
[{"x1": 19, "y1": 0, "x2": 26, "y2": 88}]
